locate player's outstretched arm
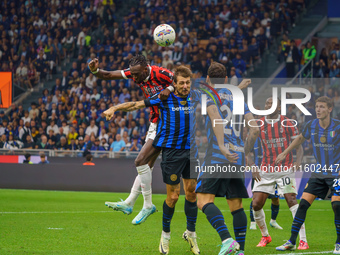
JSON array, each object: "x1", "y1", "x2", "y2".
[
  {"x1": 207, "y1": 105, "x2": 239, "y2": 163},
  {"x1": 244, "y1": 112, "x2": 260, "y2": 156},
  {"x1": 275, "y1": 133, "x2": 306, "y2": 164},
  {"x1": 103, "y1": 101, "x2": 146, "y2": 121},
  {"x1": 237, "y1": 79, "x2": 252, "y2": 90},
  {"x1": 88, "y1": 58, "x2": 124, "y2": 80}
]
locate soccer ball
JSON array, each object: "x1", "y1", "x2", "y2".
[{"x1": 153, "y1": 24, "x2": 176, "y2": 47}]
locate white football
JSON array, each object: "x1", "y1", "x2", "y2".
[{"x1": 153, "y1": 24, "x2": 176, "y2": 47}]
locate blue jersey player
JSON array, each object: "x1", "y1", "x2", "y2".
[
  {"x1": 105, "y1": 66, "x2": 206, "y2": 255},
  {"x1": 196, "y1": 62, "x2": 259, "y2": 255},
  {"x1": 276, "y1": 96, "x2": 340, "y2": 254}
]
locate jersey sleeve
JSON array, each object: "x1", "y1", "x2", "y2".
[
  {"x1": 158, "y1": 68, "x2": 174, "y2": 87},
  {"x1": 302, "y1": 120, "x2": 313, "y2": 139},
  {"x1": 121, "y1": 69, "x2": 132, "y2": 79},
  {"x1": 252, "y1": 137, "x2": 262, "y2": 156},
  {"x1": 191, "y1": 90, "x2": 202, "y2": 103},
  {"x1": 288, "y1": 121, "x2": 299, "y2": 139},
  {"x1": 244, "y1": 102, "x2": 250, "y2": 115},
  {"x1": 144, "y1": 93, "x2": 162, "y2": 107}
]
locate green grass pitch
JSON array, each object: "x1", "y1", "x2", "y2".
[{"x1": 0, "y1": 189, "x2": 335, "y2": 254}]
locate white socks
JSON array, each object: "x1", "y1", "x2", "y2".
[
  {"x1": 290, "y1": 204, "x2": 307, "y2": 242},
  {"x1": 124, "y1": 175, "x2": 141, "y2": 206},
  {"x1": 162, "y1": 230, "x2": 171, "y2": 238},
  {"x1": 254, "y1": 209, "x2": 269, "y2": 237},
  {"x1": 125, "y1": 167, "x2": 154, "y2": 207},
  {"x1": 137, "y1": 164, "x2": 152, "y2": 209}
]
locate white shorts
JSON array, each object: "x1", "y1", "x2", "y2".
[
  {"x1": 252, "y1": 171, "x2": 297, "y2": 196},
  {"x1": 145, "y1": 122, "x2": 157, "y2": 142}
]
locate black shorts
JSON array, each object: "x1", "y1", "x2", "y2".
[
  {"x1": 251, "y1": 179, "x2": 279, "y2": 199},
  {"x1": 304, "y1": 174, "x2": 340, "y2": 199},
  {"x1": 195, "y1": 163, "x2": 249, "y2": 199},
  {"x1": 161, "y1": 148, "x2": 199, "y2": 185}
]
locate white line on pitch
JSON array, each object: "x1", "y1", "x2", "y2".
[
  {"x1": 265, "y1": 251, "x2": 332, "y2": 255},
  {"x1": 47, "y1": 228, "x2": 63, "y2": 230},
  {"x1": 0, "y1": 211, "x2": 111, "y2": 214}
]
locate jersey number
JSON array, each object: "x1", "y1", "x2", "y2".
[
  {"x1": 220, "y1": 105, "x2": 243, "y2": 138},
  {"x1": 333, "y1": 178, "x2": 340, "y2": 187},
  {"x1": 281, "y1": 177, "x2": 291, "y2": 186}
]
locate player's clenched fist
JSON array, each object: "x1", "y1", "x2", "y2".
[
  {"x1": 103, "y1": 108, "x2": 115, "y2": 121},
  {"x1": 238, "y1": 79, "x2": 251, "y2": 90},
  {"x1": 88, "y1": 58, "x2": 99, "y2": 73}
]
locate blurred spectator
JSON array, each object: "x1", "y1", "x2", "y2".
[
  {"x1": 23, "y1": 135, "x2": 35, "y2": 149},
  {"x1": 90, "y1": 138, "x2": 106, "y2": 151},
  {"x1": 130, "y1": 136, "x2": 142, "y2": 152},
  {"x1": 284, "y1": 40, "x2": 300, "y2": 78},
  {"x1": 36, "y1": 135, "x2": 52, "y2": 149},
  {"x1": 110, "y1": 134, "x2": 126, "y2": 152},
  {"x1": 83, "y1": 154, "x2": 95, "y2": 165},
  {"x1": 303, "y1": 42, "x2": 317, "y2": 77},
  {"x1": 23, "y1": 153, "x2": 33, "y2": 164},
  {"x1": 15, "y1": 61, "x2": 28, "y2": 89},
  {"x1": 86, "y1": 119, "x2": 98, "y2": 137},
  {"x1": 38, "y1": 153, "x2": 50, "y2": 164},
  {"x1": 330, "y1": 44, "x2": 340, "y2": 59}
]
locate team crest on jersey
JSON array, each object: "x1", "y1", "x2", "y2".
[
  {"x1": 330, "y1": 131, "x2": 336, "y2": 137},
  {"x1": 320, "y1": 136, "x2": 326, "y2": 143},
  {"x1": 170, "y1": 174, "x2": 177, "y2": 181},
  {"x1": 180, "y1": 101, "x2": 187, "y2": 106}
]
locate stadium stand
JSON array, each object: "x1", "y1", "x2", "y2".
[{"x1": 0, "y1": 0, "x2": 338, "y2": 157}]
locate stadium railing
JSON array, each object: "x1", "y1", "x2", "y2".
[
  {"x1": 0, "y1": 149, "x2": 140, "y2": 159},
  {"x1": 0, "y1": 149, "x2": 316, "y2": 163},
  {"x1": 287, "y1": 58, "x2": 314, "y2": 85}
]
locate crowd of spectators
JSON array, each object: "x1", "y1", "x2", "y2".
[{"x1": 0, "y1": 0, "x2": 316, "y2": 155}]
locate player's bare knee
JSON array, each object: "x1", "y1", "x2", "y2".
[
  {"x1": 286, "y1": 194, "x2": 297, "y2": 207},
  {"x1": 252, "y1": 201, "x2": 262, "y2": 211},
  {"x1": 167, "y1": 194, "x2": 179, "y2": 207},
  {"x1": 135, "y1": 153, "x2": 146, "y2": 167},
  {"x1": 185, "y1": 191, "x2": 196, "y2": 203},
  {"x1": 197, "y1": 200, "x2": 205, "y2": 211}
]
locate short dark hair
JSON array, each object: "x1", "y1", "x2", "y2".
[
  {"x1": 129, "y1": 54, "x2": 148, "y2": 67},
  {"x1": 86, "y1": 154, "x2": 93, "y2": 162},
  {"x1": 316, "y1": 96, "x2": 333, "y2": 109},
  {"x1": 174, "y1": 65, "x2": 192, "y2": 83},
  {"x1": 208, "y1": 62, "x2": 227, "y2": 84}
]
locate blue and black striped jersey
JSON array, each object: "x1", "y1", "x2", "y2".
[
  {"x1": 302, "y1": 118, "x2": 340, "y2": 176},
  {"x1": 203, "y1": 87, "x2": 250, "y2": 166},
  {"x1": 144, "y1": 90, "x2": 201, "y2": 151}
]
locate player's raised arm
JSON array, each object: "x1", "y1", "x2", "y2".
[
  {"x1": 103, "y1": 94, "x2": 162, "y2": 121},
  {"x1": 237, "y1": 79, "x2": 252, "y2": 90},
  {"x1": 207, "y1": 104, "x2": 239, "y2": 163},
  {"x1": 88, "y1": 58, "x2": 124, "y2": 80},
  {"x1": 103, "y1": 101, "x2": 146, "y2": 121},
  {"x1": 275, "y1": 133, "x2": 306, "y2": 164}
]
